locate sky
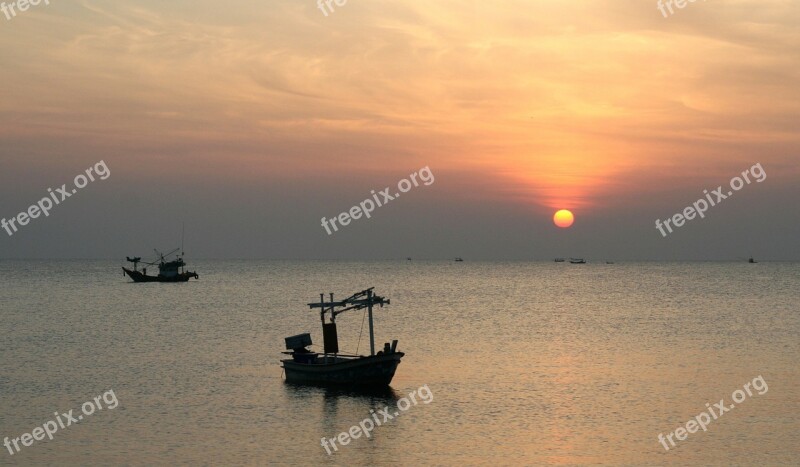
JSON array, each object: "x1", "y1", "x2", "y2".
[{"x1": 0, "y1": 0, "x2": 798, "y2": 260}]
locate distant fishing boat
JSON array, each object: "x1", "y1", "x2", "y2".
[
  {"x1": 749, "y1": 257, "x2": 757, "y2": 264},
  {"x1": 454, "y1": 257, "x2": 464, "y2": 262},
  {"x1": 122, "y1": 248, "x2": 199, "y2": 283},
  {"x1": 554, "y1": 258, "x2": 566, "y2": 263},
  {"x1": 281, "y1": 287, "x2": 403, "y2": 387},
  {"x1": 570, "y1": 258, "x2": 586, "y2": 264}
]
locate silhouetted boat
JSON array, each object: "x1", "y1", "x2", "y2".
[
  {"x1": 554, "y1": 258, "x2": 565, "y2": 263},
  {"x1": 281, "y1": 288, "x2": 403, "y2": 387},
  {"x1": 454, "y1": 257, "x2": 464, "y2": 262},
  {"x1": 749, "y1": 257, "x2": 757, "y2": 264},
  {"x1": 570, "y1": 258, "x2": 586, "y2": 264},
  {"x1": 122, "y1": 248, "x2": 199, "y2": 283}
]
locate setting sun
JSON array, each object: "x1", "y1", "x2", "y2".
[{"x1": 553, "y1": 209, "x2": 574, "y2": 228}]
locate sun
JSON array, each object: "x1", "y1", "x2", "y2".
[{"x1": 553, "y1": 209, "x2": 574, "y2": 228}]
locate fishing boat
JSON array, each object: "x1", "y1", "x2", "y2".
[
  {"x1": 554, "y1": 258, "x2": 565, "y2": 263},
  {"x1": 122, "y1": 248, "x2": 199, "y2": 283},
  {"x1": 281, "y1": 287, "x2": 403, "y2": 387},
  {"x1": 454, "y1": 257, "x2": 464, "y2": 262},
  {"x1": 749, "y1": 257, "x2": 757, "y2": 264},
  {"x1": 570, "y1": 258, "x2": 586, "y2": 264}
]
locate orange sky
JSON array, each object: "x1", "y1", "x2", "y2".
[{"x1": 1, "y1": 0, "x2": 798, "y2": 258}]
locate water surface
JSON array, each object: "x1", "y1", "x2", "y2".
[{"x1": 1, "y1": 260, "x2": 798, "y2": 465}]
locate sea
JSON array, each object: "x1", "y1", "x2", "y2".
[{"x1": 1, "y1": 260, "x2": 798, "y2": 466}]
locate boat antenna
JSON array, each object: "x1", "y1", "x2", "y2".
[{"x1": 181, "y1": 222, "x2": 185, "y2": 256}]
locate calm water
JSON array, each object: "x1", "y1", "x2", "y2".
[{"x1": 0, "y1": 260, "x2": 798, "y2": 466}]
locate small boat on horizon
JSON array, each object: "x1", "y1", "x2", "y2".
[
  {"x1": 122, "y1": 248, "x2": 199, "y2": 283},
  {"x1": 281, "y1": 287, "x2": 403, "y2": 387},
  {"x1": 554, "y1": 258, "x2": 566, "y2": 263},
  {"x1": 454, "y1": 257, "x2": 464, "y2": 262},
  {"x1": 570, "y1": 258, "x2": 587, "y2": 264}
]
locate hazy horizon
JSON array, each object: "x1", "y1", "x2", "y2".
[{"x1": 1, "y1": 0, "x2": 798, "y2": 261}]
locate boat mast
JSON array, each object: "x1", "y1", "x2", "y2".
[
  {"x1": 319, "y1": 293, "x2": 327, "y2": 360},
  {"x1": 307, "y1": 287, "x2": 389, "y2": 358},
  {"x1": 367, "y1": 289, "x2": 376, "y2": 356}
]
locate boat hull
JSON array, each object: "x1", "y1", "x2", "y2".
[
  {"x1": 282, "y1": 352, "x2": 404, "y2": 387},
  {"x1": 122, "y1": 267, "x2": 198, "y2": 283}
]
